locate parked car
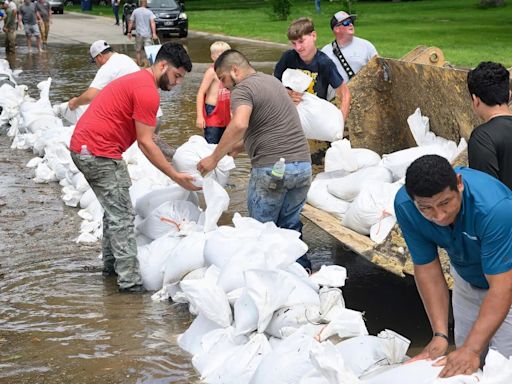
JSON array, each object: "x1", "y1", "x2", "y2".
[
  {"x1": 49, "y1": 0, "x2": 64, "y2": 14},
  {"x1": 122, "y1": 0, "x2": 188, "y2": 38}
]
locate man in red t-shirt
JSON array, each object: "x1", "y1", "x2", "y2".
[{"x1": 70, "y1": 42, "x2": 197, "y2": 293}]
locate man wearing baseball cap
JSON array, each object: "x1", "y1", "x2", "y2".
[
  {"x1": 321, "y1": 11, "x2": 378, "y2": 86},
  {"x1": 67, "y1": 40, "x2": 140, "y2": 111}
]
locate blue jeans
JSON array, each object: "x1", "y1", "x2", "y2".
[
  {"x1": 113, "y1": 5, "x2": 120, "y2": 24},
  {"x1": 248, "y1": 161, "x2": 312, "y2": 269},
  {"x1": 204, "y1": 103, "x2": 225, "y2": 144}
]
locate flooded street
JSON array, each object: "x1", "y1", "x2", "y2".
[{"x1": 1, "y1": 21, "x2": 432, "y2": 383}]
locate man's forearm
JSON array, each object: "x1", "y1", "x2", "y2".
[
  {"x1": 414, "y1": 260, "x2": 450, "y2": 335},
  {"x1": 211, "y1": 121, "x2": 246, "y2": 162},
  {"x1": 138, "y1": 139, "x2": 179, "y2": 181}
]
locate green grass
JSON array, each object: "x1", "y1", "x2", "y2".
[{"x1": 67, "y1": 0, "x2": 512, "y2": 67}]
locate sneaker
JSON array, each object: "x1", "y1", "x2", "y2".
[{"x1": 119, "y1": 284, "x2": 145, "y2": 293}]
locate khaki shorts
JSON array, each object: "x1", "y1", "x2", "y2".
[{"x1": 135, "y1": 36, "x2": 153, "y2": 52}]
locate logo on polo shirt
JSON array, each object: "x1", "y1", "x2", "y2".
[{"x1": 462, "y1": 232, "x2": 479, "y2": 241}]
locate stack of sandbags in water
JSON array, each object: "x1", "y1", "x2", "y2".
[
  {"x1": 156, "y1": 213, "x2": 412, "y2": 383},
  {"x1": 307, "y1": 108, "x2": 467, "y2": 244},
  {"x1": 0, "y1": 60, "x2": 236, "y2": 244}
]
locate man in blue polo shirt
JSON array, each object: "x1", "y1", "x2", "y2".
[{"x1": 394, "y1": 154, "x2": 512, "y2": 378}]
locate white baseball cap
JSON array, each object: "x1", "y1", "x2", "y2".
[{"x1": 89, "y1": 40, "x2": 111, "y2": 62}]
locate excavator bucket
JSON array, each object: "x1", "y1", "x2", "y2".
[{"x1": 346, "y1": 55, "x2": 479, "y2": 155}]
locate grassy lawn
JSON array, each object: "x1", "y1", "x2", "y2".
[{"x1": 67, "y1": 0, "x2": 512, "y2": 67}]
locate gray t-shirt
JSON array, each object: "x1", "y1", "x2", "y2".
[
  {"x1": 19, "y1": 2, "x2": 37, "y2": 25},
  {"x1": 231, "y1": 72, "x2": 311, "y2": 168},
  {"x1": 130, "y1": 7, "x2": 156, "y2": 38},
  {"x1": 35, "y1": 1, "x2": 51, "y2": 22}
]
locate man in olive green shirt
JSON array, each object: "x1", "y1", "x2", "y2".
[{"x1": 2, "y1": 0, "x2": 17, "y2": 54}]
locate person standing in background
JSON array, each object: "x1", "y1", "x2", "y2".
[
  {"x1": 35, "y1": 0, "x2": 50, "y2": 49},
  {"x1": 467, "y1": 61, "x2": 512, "y2": 190},
  {"x1": 2, "y1": 0, "x2": 17, "y2": 54},
  {"x1": 321, "y1": 11, "x2": 378, "y2": 89},
  {"x1": 195, "y1": 41, "x2": 232, "y2": 144},
  {"x1": 18, "y1": 0, "x2": 42, "y2": 52},
  {"x1": 127, "y1": 0, "x2": 157, "y2": 66},
  {"x1": 112, "y1": 0, "x2": 119, "y2": 26}
]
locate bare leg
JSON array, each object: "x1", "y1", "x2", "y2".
[{"x1": 26, "y1": 35, "x2": 32, "y2": 52}]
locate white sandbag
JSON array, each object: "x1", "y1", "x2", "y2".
[
  {"x1": 172, "y1": 135, "x2": 235, "y2": 187},
  {"x1": 363, "y1": 359, "x2": 443, "y2": 384},
  {"x1": 479, "y1": 349, "x2": 512, "y2": 383},
  {"x1": 319, "y1": 287, "x2": 345, "y2": 318},
  {"x1": 327, "y1": 167, "x2": 392, "y2": 202},
  {"x1": 380, "y1": 138, "x2": 466, "y2": 182},
  {"x1": 265, "y1": 304, "x2": 321, "y2": 339},
  {"x1": 233, "y1": 288, "x2": 259, "y2": 337},
  {"x1": 33, "y1": 161, "x2": 57, "y2": 183},
  {"x1": 200, "y1": 333, "x2": 271, "y2": 384},
  {"x1": 162, "y1": 232, "x2": 206, "y2": 285},
  {"x1": 26, "y1": 157, "x2": 43, "y2": 168},
  {"x1": 177, "y1": 313, "x2": 221, "y2": 356},
  {"x1": 61, "y1": 185, "x2": 82, "y2": 207},
  {"x1": 202, "y1": 178, "x2": 229, "y2": 232},
  {"x1": 134, "y1": 185, "x2": 190, "y2": 219},
  {"x1": 342, "y1": 181, "x2": 401, "y2": 236},
  {"x1": 370, "y1": 215, "x2": 397, "y2": 244},
  {"x1": 203, "y1": 226, "x2": 245, "y2": 268},
  {"x1": 260, "y1": 227, "x2": 309, "y2": 269},
  {"x1": 281, "y1": 68, "x2": 313, "y2": 93},
  {"x1": 245, "y1": 269, "x2": 296, "y2": 333},
  {"x1": 297, "y1": 93, "x2": 344, "y2": 142},
  {"x1": 316, "y1": 307, "x2": 368, "y2": 342},
  {"x1": 79, "y1": 188, "x2": 96, "y2": 209},
  {"x1": 52, "y1": 101, "x2": 87, "y2": 124},
  {"x1": 311, "y1": 265, "x2": 347, "y2": 288},
  {"x1": 250, "y1": 328, "x2": 318, "y2": 384},
  {"x1": 336, "y1": 330, "x2": 410, "y2": 377},
  {"x1": 307, "y1": 177, "x2": 351, "y2": 219},
  {"x1": 309, "y1": 340, "x2": 362, "y2": 384},
  {"x1": 72, "y1": 172, "x2": 90, "y2": 193},
  {"x1": 217, "y1": 248, "x2": 267, "y2": 294},
  {"x1": 325, "y1": 139, "x2": 381, "y2": 173},
  {"x1": 136, "y1": 200, "x2": 201, "y2": 240},
  {"x1": 180, "y1": 273, "x2": 232, "y2": 328}
]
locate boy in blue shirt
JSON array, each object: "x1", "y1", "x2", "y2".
[{"x1": 395, "y1": 154, "x2": 512, "y2": 378}]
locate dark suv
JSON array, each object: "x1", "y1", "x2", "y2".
[{"x1": 122, "y1": 0, "x2": 188, "y2": 38}]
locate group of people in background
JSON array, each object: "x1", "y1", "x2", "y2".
[{"x1": 0, "y1": 0, "x2": 51, "y2": 53}]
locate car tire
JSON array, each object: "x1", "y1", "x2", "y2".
[{"x1": 178, "y1": 29, "x2": 188, "y2": 38}]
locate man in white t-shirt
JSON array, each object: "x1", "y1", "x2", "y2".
[
  {"x1": 127, "y1": 0, "x2": 157, "y2": 66},
  {"x1": 321, "y1": 11, "x2": 377, "y2": 88},
  {"x1": 68, "y1": 40, "x2": 140, "y2": 111},
  {"x1": 68, "y1": 40, "x2": 172, "y2": 159}
]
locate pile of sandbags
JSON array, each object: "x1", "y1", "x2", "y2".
[{"x1": 307, "y1": 109, "x2": 467, "y2": 244}]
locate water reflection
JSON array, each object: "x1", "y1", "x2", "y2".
[{"x1": 0, "y1": 38, "x2": 431, "y2": 383}]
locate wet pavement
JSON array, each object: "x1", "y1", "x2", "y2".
[{"x1": 0, "y1": 13, "x2": 433, "y2": 383}]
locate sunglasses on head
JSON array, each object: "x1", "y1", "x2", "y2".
[{"x1": 337, "y1": 19, "x2": 353, "y2": 27}]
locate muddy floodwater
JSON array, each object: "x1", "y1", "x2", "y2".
[{"x1": 1, "y1": 35, "x2": 432, "y2": 383}]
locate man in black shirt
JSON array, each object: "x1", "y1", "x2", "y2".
[{"x1": 467, "y1": 61, "x2": 512, "y2": 189}]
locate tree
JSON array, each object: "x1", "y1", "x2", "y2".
[
  {"x1": 271, "y1": 0, "x2": 291, "y2": 20},
  {"x1": 479, "y1": 0, "x2": 505, "y2": 6}
]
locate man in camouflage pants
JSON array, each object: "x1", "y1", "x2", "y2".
[{"x1": 70, "y1": 43, "x2": 199, "y2": 292}]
